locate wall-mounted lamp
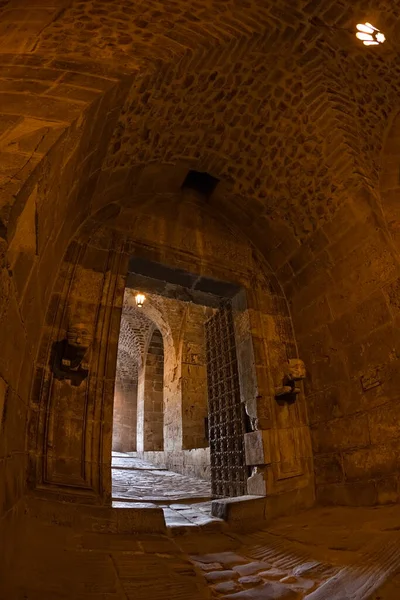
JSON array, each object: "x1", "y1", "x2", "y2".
[
  {"x1": 356, "y1": 23, "x2": 385, "y2": 46},
  {"x1": 135, "y1": 293, "x2": 146, "y2": 308}
]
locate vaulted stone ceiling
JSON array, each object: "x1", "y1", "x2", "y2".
[
  {"x1": 26, "y1": 0, "x2": 400, "y2": 242},
  {"x1": 2, "y1": 0, "x2": 400, "y2": 552},
  {"x1": 1, "y1": 0, "x2": 399, "y2": 258},
  {"x1": 116, "y1": 290, "x2": 177, "y2": 384},
  {"x1": 116, "y1": 307, "x2": 153, "y2": 383}
]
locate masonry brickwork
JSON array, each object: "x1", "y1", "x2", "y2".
[{"x1": 1, "y1": 0, "x2": 400, "y2": 596}]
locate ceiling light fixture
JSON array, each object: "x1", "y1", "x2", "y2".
[
  {"x1": 135, "y1": 293, "x2": 146, "y2": 308},
  {"x1": 356, "y1": 23, "x2": 385, "y2": 46}
]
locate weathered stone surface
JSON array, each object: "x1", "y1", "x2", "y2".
[
  {"x1": 214, "y1": 580, "x2": 242, "y2": 594},
  {"x1": 244, "y1": 431, "x2": 271, "y2": 466},
  {"x1": 2, "y1": 2, "x2": 400, "y2": 596},
  {"x1": 225, "y1": 581, "x2": 298, "y2": 599},
  {"x1": 259, "y1": 568, "x2": 287, "y2": 581},
  {"x1": 234, "y1": 562, "x2": 271, "y2": 577},
  {"x1": 311, "y1": 414, "x2": 370, "y2": 454},
  {"x1": 314, "y1": 454, "x2": 343, "y2": 485},
  {"x1": 211, "y1": 497, "x2": 266, "y2": 525},
  {"x1": 205, "y1": 569, "x2": 239, "y2": 583},
  {"x1": 195, "y1": 561, "x2": 223, "y2": 572},
  {"x1": 0, "y1": 376, "x2": 7, "y2": 429},
  {"x1": 194, "y1": 553, "x2": 248, "y2": 567},
  {"x1": 239, "y1": 575, "x2": 263, "y2": 586}
]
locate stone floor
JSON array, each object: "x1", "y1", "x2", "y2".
[
  {"x1": 4, "y1": 502, "x2": 400, "y2": 599},
  {"x1": 190, "y1": 505, "x2": 400, "y2": 599},
  {"x1": 112, "y1": 452, "x2": 221, "y2": 528}
]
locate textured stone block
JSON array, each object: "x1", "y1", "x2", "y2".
[
  {"x1": 227, "y1": 581, "x2": 298, "y2": 599},
  {"x1": 234, "y1": 562, "x2": 271, "y2": 577},
  {"x1": 316, "y1": 481, "x2": 377, "y2": 507},
  {"x1": 214, "y1": 580, "x2": 241, "y2": 594},
  {"x1": 343, "y1": 442, "x2": 400, "y2": 482},
  {"x1": 368, "y1": 401, "x2": 400, "y2": 445},
  {"x1": 244, "y1": 430, "x2": 271, "y2": 466},
  {"x1": 211, "y1": 496, "x2": 266, "y2": 524},
  {"x1": 329, "y1": 292, "x2": 391, "y2": 346},
  {"x1": 311, "y1": 414, "x2": 370, "y2": 454},
  {"x1": 314, "y1": 454, "x2": 343, "y2": 485},
  {"x1": 205, "y1": 569, "x2": 239, "y2": 583},
  {"x1": 0, "y1": 376, "x2": 6, "y2": 428},
  {"x1": 247, "y1": 471, "x2": 267, "y2": 496}
]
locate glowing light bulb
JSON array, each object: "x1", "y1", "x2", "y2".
[
  {"x1": 356, "y1": 32, "x2": 373, "y2": 41},
  {"x1": 356, "y1": 23, "x2": 375, "y2": 34},
  {"x1": 355, "y1": 22, "x2": 385, "y2": 46},
  {"x1": 135, "y1": 293, "x2": 146, "y2": 308}
]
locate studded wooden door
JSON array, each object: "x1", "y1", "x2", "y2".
[{"x1": 205, "y1": 303, "x2": 247, "y2": 498}]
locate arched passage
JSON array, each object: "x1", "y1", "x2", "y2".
[
  {"x1": 28, "y1": 181, "x2": 313, "y2": 512},
  {"x1": 3, "y1": 9, "x2": 400, "y2": 583},
  {"x1": 112, "y1": 305, "x2": 154, "y2": 453}
]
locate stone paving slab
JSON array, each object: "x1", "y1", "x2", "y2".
[
  {"x1": 111, "y1": 453, "x2": 220, "y2": 529},
  {"x1": 4, "y1": 510, "x2": 211, "y2": 600},
  {"x1": 7, "y1": 502, "x2": 400, "y2": 599},
  {"x1": 112, "y1": 455, "x2": 166, "y2": 470},
  {"x1": 112, "y1": 455, "x2": 211, "y2": 501}
]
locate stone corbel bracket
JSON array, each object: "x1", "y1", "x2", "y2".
[
  {"x1": 275, "y1": 358, "x2": 306, "y2": 399},
  {"x1": 51, "y1": 324, "x2": 92, "y2": 386}
]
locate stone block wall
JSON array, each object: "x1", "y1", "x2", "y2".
[
  {"x1": 140, "y1": 448, "x2": 211, "y2": 481},
  {"x1": 106, "y1": 190, "x2": 314, "y2": 506},
  {"x1": 280, "y1": 192, "x2": 400, "y2": 506},
  {"x1": 26, "y1": 183, "x2": 314, "y2": 506},
  {"x1": 130, "y1": 295, "x2": 211, "y2": 477},
  {"x1": 0, "y1": 47, "x2": 131, "y2": 580},
  {"x1": 112, "y1": 379, "x2": 137, "y2": 453},
  {"x1": 181, "y1": 304, "x2": 210, "y2": 451},
  {"x1": 234, "y1": 278, "x2": 313, "y2": 506},
  {"x1": 0, "y1": 5, "x2": 399, "y2": 591}
]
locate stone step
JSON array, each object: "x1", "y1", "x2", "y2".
[
  {"x1": 211, "y1": 495, "x2": 267, "y2": 530},
  {"x1": 112, "y1": 495, "x2": 211, "y2": 505}
]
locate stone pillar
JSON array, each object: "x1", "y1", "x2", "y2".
[
  {"x1": 137, "y1": 329, "x2": 164, "y2": 452},
  {"x1": 112, "y1": 378, "x2": 138, "y2": 452},
  {"x1": 181, "y1": 304, "x2": 209, "y2": 450},
  {"x1": 234, "y1": 282, "x2": 314, "y2": 510},
  {"x1": 29, "y1": 230, "x2": 128, "y2": 504},
  {"x1": 136, "y1": 367, "x2": 145, "y2": 453}
]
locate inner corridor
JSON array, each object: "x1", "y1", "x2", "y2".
[
  {"x1": 111, "y1": 452, "x2": 221, "y2": 528},
  {"x1": 3, "y1": 1, "x2": 400, "y2": 598}
]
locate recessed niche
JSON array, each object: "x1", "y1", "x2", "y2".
[{"x1": 181, "y1": 170, "x2": 219, "y2": 198}]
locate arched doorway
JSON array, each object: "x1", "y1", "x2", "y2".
[{"x1": 30, "y1": 179, "x2": 313, "y2": 521}]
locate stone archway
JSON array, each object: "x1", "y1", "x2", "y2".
[
  {"x1": 28, "y1": 182, "x2": 314, "y2": 515},
  {"x1": 3, "y1": 4, "x2": 400, "y2": 554},
  {"x1": 113, "y1": 305, "x2": 154, "y2": 453}
]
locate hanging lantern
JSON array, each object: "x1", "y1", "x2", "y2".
[
  {"x1": 135, "y1": 293, "x2": 146, "y2": 308},
  {"x1": 356, "y1": 23, "x2": 385, "y2": 46}
]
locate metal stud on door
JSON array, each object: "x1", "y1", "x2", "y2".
[{"x1": 205, "y1": 303, "x2": 247, "y2": 498}]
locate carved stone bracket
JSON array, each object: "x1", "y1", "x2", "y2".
[
  {"x1": 51, "y1": 324, "x2": 92, "y2": 386},
  {"x1": 275, "y1": 358, "x2": 306, "y2": 400}
]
